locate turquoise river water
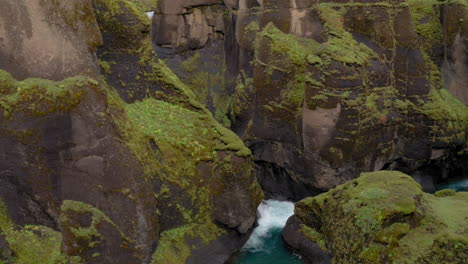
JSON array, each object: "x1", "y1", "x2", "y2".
[
  {"x1": 234, "y1": 200, "x2": 303, "y2": 264},
  {"x1": 436, "y1": 177, "x2": 468, "y2": 192},
  {"x1": 232, "y1": 177, "x2": 467, "y2": 264}
]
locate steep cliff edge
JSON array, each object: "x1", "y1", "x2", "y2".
[
  {"x1": 283, "y1": 171, "x2": 467, "y2": 263},
  {"x1": 0, "y1": 0, "x2": 263, "y2": 263},
  {"x1": 152, "y1": 0, "x2": 468, "y2": 200}
]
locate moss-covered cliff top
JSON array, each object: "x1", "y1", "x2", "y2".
[
  {"x1": 0, "y1": 70, "x2": 98, "y2": 119},
  {"x1": 295, "y1": 171, "x2": 468, "y2": 263}
]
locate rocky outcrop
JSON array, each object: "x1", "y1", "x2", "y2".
[
  {"x1": 283, "y1": 171, "x2": 468, "y2": 263},
  {"x1": 281, "y1": 215, "x2": 332, "y2": 264},
  {"x1": 0, "y1": 0, "x2": 102, "y2": 81},
  {"x1": 0, "y1": 70, "x2": 160, "y2": 263},
  {"x1": 0, "y1": 0, "x2": 263, "y2": 263},
  {"x1": 152, "y1": 0, "x2": 468, "y2": 200}
]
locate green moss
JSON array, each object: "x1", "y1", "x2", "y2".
[
  {"x1": 253, "y1": 11, "x2": 376, "y2": 112},
  {"x1": 420, "y1": 88, "x2": 468, "y2": 122},
  {"x1": 136, "y1": 0, "x2": 159, "y2": 11},
  {"x1": 318, "y1": 3, "x2": 377, "y2": 65},
  {"x1": 254, "y1": 24, "x2": 314, "y2": 110},
  {"x1": 60, "y1": 200, "x2": 128, "y2": 245},
  {"x1": 300, "y1": 224, "x2": 327, "y2": 252},
  {"x1": 375, "y1": 223, "x2": 410, "y2": 245},
  {"x1": 151, "y1": 220, "x2": 222, "y2": 264},
  {"x1": 130, "y1": 40, "x2": 248, "y2": 156},
  {"x1": 94, "y1": 0, "x2": 150, "y2": 27},
  {"x1": 295, "y1": 171, "x2": 468, "y2": 263},
  {"x1": 99, "y1": 60, "x2": 112, "y2": 74},
  {"x1": 0, "y1": 70, "x2": 16, "y2": 95},
  {"x1": 0, "y1": 200, "x2": 65, "y2": 264},
  {"x1": 393, "y1": 192, "x2": 468, "y2": 263},
  {"x1": 181, "y1": 52, "x2": 201, "y2": 73},
  {"x1": 151, "y1": 226, "x2": 192, "y2": 264},
  {"x1": 0, "y1": 69, "x2": 97, "y2": 118},
  {"x1": 434, "y1": 189, "x2": 457, "y2": 197},
  {"x1": 180, "y1": 51, "x2": 232, "y2": 127},
  {"x1": 407, "y1": 0, "x2": 444, "y2": 51},
  {"x1": 103, "y1": 86, "x2": 232, "y2": 264},
  {"x1": 417, "y1": 87, "x2": 468, "y2": 143},
  {"x1": 91, "y1": 3, "x2": 261, "y2": 262},
  {"x1": 125, "y1": 98, "x2": 218, "y2": 162},
  {"x1": 231, "y1": 73, "x2": 254, "y2": 120},
  {"x1": 359, "y1": 244, "x2": 386, "y2": 263},
  {"x1": 259, "y1": 23, "x2": 321, "y2": 66},
  {"x1": 93, "y1": 0, "x2": 150, "y2": 47}
]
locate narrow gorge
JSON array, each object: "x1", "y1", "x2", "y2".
[{"x1": 0, "y1": 0, "x2": 466, "y2": 263}]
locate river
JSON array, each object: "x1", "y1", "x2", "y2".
[{"x1": 233, "y1": 200, "x2": 303, "y2": 264}]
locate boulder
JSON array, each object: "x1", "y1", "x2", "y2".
[{"x1": 284, "y1": 171, "x2": 468, "y2": 263}]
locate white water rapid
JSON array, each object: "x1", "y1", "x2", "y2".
[
  {"x1": 146, "y1": 11, "x2": 154, "y2": 19},
  {"x1": 243, "y1": 200, "x2": 295, "y2": 252}
]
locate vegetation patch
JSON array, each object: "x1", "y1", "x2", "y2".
[
  {"x1": 0, "y1": 200, "x2": 65, "y2": 264},
  {"x1": 406, "y1": 0, "x2": 444, "y2": 51},
  {"x1": 0, "y1": 69, "x2": 97, "y2": 119},
  {"x1": 294, "y1": 171, "x2": 468, "y2": 263},
  {"x1": 125, "y1": 98, "x2": 218, "y2": 162}
]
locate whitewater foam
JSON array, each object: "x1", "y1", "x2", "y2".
[
  {"x1": 243, "y1": 200, "x2": 295, "y2": 252},
  {"x1": 146, "y1": 12, "x2": 154, "y2": 19}
]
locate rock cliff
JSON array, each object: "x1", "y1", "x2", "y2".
[
  {"x1": 0, "y1": 0, "x2": 263, "y2": 263},
  {"x1": 152, "y1": 0, "x2": 468, "y2": 200},
  {"x1": 0, "y1": 0, "x2": 466, "y2": 263}
]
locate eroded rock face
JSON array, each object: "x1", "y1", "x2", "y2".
[
  {"x1": 282, "y1": 215, "x2": 332, "y2": 264},
  {"x1": 152, "y1": 0, "x2": 468, "y2": 200},
  {"x1": 0, "y1": 72, "x2": 160, "y2": 263},
  {"x1": 0, "y1": 0, "x2": 263, "y2": 263},
  {"x1": 441, "y1": 3, "x2": 468, "y2": 105},
  {"x1": 0, "y1": 0, "x2": 102, "y2": 81},
  {"x1": 283, "y1": 171, "x2": 468, "y2": 263}
]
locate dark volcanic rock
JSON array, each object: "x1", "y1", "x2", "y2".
[
  {"x1": 0, "y1": 72, "x2": 159, "y2": 262},
  {"x1": 0, "y1": 233, "x2": 14, "y2": 264},
  {"x1": 152, "y1": 0, "x2": 468, "y2": 200},
  {"x1": 282, "y1": 215, "x2": 332, "y2": 264},
  {"x1": 0, "y1": 0, "x2": 263, "y2": 263}
]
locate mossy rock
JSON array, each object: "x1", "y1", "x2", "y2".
[
  {"x1": 0, "y1": 69, "x2": 98, "y2": 119},
  {"x1": 0, "y1": 199, "x2": 65, "y2": 264},
  {"x1": 93, "y1": 0, "x2": 150, "y2": 48},
  {"x1": 294, "y1": 171, "x2": 468, "y2": 264},
  {"x1": 125, "y1": 98, "x2": 262, "y2": 264},
  {"x1": 60, "y1": 200, "x2": 137, "y2": 264}
]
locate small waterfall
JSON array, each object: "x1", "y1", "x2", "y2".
[
  {"x1": 234, "y1": 200, "x2": 303, "y2": 264},
  {"x1": 243, "y1": 200, "x2": 295, "y2": 252}
]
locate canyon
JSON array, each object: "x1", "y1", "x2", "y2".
[{"x1": 0, "y1": 0, "x2": 466, "y2": 263}]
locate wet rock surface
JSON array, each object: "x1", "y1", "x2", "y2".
[{"x1": 282, "y1": 216, "x2": 331, "y2": 264}]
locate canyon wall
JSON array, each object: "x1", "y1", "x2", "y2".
[
  {"x1": 0, "y1": 0, "x2": 263, "y2": 263},
  {"x1": 152, "y1": 0, "x2": 468, "y2": 200}
]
